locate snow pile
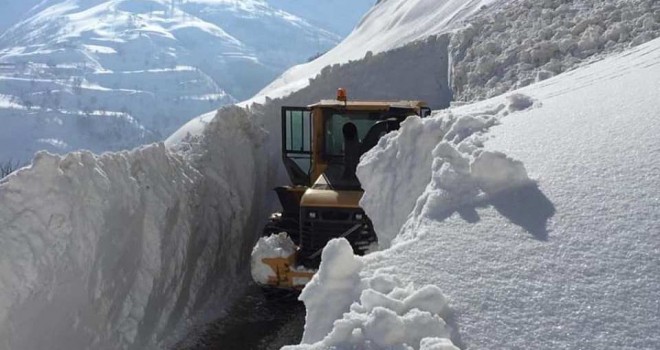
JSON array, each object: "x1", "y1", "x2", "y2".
[
  {"x1": 284, "y1": 239, "x2": 458, "y2": 350},
  {"x1": 250, "y1": 232, "x2": 297, "y2": 285},
  {"x1": 450, "y1": 0, "x2": 660, "y2": 101},
  {"x1": 358, "y1": 95, "x2": 536, "y2": 247},
  {"x1": 0, "y1": 106, "x2": 270, "y2": 349},
  {"x1": 357, "y1": 37, "x2": 660, "y2": 349}
]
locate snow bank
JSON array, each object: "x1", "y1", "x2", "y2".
[
  {"x1": 358, "y1": 95, "x2": 536, "y2": 247},
  {"x1": 250, "y1": 232, "x2": 297, "y2": 285},
  {"x1": 0, "y1": 106, "x2": 269, "y2": 349},
  {"x1": 450, "y1": 0, "x2": 660, "y2": 101},
  {"x1": 359, "y1": 37, "x2": 660, "y2": 349},
  {"x1": 284, "y1": 239, "x2": 458, "y2": 350}
]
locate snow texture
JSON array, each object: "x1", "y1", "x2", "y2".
[
  {"x1": 359, "y1": 37, "x2": 660, "y2": 349},
  {"x1": 0, "y1": 106, "x2": 270, "y2": 350},
  {"x1": 248, "y1": 0, "x2": 499, "y2": 104},
  {"x1": 284, "y1": 239, "x2": 458, "y2": 350},
  {"x1": 250, "y1": 232, "x2": 297, "y2": 285},
  {"x1": 357, "y1": 95, "x2": 534, "y2": 247},
  {"x1": 450, "y1": 0, "x2": 660, "y2": 101}
]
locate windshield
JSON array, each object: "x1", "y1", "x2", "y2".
[{"x1": 324, "y1": 112, "x2": 380, "y2": 157}]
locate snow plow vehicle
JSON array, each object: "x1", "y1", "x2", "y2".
[{"x1": 251, "y1": 89, "x2": 430, "y2": 290}]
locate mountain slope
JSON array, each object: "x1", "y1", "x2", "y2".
[
  {"x1": 267, "y1": 0, "x2": 374, "y2": 36},
  {"x1": 247, "y1": 0, "x2": 500, "y2": 104},
  {"x1": 0, "y1": 0, "x2": 341, "y2": 162}
]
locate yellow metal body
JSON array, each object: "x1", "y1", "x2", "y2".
[
  {"x1": 263, "y1": 254, "x2": 314, "y2": 290},
  {"x1": 259, "y1": 98, "x2": 428, "y2": 290},
  {"x1": 307, "y1": 100, "x2": 428, "y2": 185}
]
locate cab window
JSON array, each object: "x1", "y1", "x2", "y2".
[{"x1": 324, "y1": 112, "x2": 379, "y2": 157}]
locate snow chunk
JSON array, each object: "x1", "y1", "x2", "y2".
[
  {"x1": 471, "y1": 151, "x2": 532, "y2": 195},
  {"x1": 250, "y1": 232, "x2": 297, "y2": 285},
  {"x1": 285, "y1": 239, "x2": 456, "y2": 350},
  {"x1": 298, "y1": 238, "x2": 364, "y2": 344},
  {"x1": 506, "y1": 93, "x2": 535, "y2": 112},
  {"x1": 420, "y1": 338, "x2": 460, "y2": 350}
]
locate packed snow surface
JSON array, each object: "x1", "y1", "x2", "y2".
[
  {"x1": 355, "y1": 37, "x2": 660, "y2": 349},
  {"x1": 0, "y1": 106, "x2": 270, "y2": 350}
]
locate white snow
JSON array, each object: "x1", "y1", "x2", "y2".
[
  {"x1": 449, "y1": 0, "x2": 660, "y2": 101},
  {"x1": 250, "y1": 232, "x2": 297, "y2": 285},
  {"x1": 0, "y1": 106, "x2": 271, "y2": 349},
  {"x1": 247, "y1": 0, "x2": 501, "y2": 104},
  {"x1": 0, "y1": 0, "x2": 347, "y2": 163},
  {"x1": 353, "y1": 37, "x2": 660, "y2": 349},
  {"x1": 284, "y1": 238, "x2": 458, "y2": 350},
  {"x1": 2, "y1": 0, "x2": 660, "y2": 349}
]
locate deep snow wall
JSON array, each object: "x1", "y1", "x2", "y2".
[
  {"x1": 0, "y1": 106, "x2": 269, "y2": 350},
  {"x1": 273, "y1": 35, "x2": 452, "y2": 110},
  {"x1": 450, "y1": 0, "x2": 660, "y2": 101}
]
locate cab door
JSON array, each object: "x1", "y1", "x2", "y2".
[{"x1": 282, "y1": 107, "x2": 312, "y2": 186}]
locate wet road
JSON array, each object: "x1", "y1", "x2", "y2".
[{"x1": 177, "y1": 284, "x2": 306, "y2": 350}]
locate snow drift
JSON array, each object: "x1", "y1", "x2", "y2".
[
  {"x1": 0, "y1": 106, "x2": 269, "y2": 349},
  {"x1": 354, "y1": 37, "x2": 660, "y2": 349},
  {"x1": 284, "y1": 239, "x2": 459, "y2": 350}
]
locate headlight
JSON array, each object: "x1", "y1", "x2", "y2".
[
  {"x1": 308, "y1": 211, "x2": 317, "y2": 219},
  {"x1": 355, "y1": 213, "x2": 364, "y2": 220}
]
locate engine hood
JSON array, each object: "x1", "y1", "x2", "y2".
[{"x1": 300, "y1": 188, "x2": 363, "y2": 208}]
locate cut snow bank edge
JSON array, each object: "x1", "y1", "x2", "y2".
[
  {"x1": 0, "y1": 106, "x2": 269, "y2": 350},
  {"x1": 358, "y1": 93, "x2": 538, "y2": 247}
]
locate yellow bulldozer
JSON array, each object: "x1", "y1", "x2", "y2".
[{"x1": 254, "y1": 89, "x2": 430, "y2": 290}]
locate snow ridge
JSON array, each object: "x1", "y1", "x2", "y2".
[{"x1": 358, "y1": 94, "x2": 538, "y2": 247}]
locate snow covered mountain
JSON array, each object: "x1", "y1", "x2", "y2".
[
  {"x1": 267, "y1": 0, "x2": 375, "y2": 36},
  {"x1": 249, "y1": 0, "x2": 660, "y2": 104},
  {"x1": 0, "y1": 0, "x2": 344, "y2": 163}
]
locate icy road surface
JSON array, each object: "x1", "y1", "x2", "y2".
[{"x1": 176, "y1": 284, "x2": 305, "y2": 350}]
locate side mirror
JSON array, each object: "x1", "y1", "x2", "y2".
[{"x1": 420, "y1": 107, "x2": 432, "y2": 118}]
